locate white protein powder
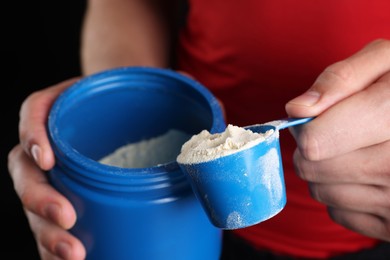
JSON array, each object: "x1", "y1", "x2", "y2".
[
  {"x1": 99, "y1": 129, "x2": 191, "y2": 168},
  {"x1": 176, "y1": 124, "x2": 274, "y2": 164}
]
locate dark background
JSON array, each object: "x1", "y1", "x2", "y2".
[{"x1": 3, "y1": 1, "x2": 86, "y2": 257}]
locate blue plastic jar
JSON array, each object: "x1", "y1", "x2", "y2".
[{"x1": 47, "y1": 67, "x2": 226, "y2": 260}]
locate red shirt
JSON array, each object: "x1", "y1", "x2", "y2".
[{"x1": 177, "y1": 0, "x2": 390, "y2": 258}]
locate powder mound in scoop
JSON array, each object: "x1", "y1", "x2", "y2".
[{"x1": 177, "y1": 124, "x2": 274, "y2": 164}]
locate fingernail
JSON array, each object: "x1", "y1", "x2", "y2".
[
  {"x1": 55, "y1": 241, "x2": 71, "y2": 259},
  {"x1": 31, "y1": 144, "x2": 41, "y2": 165},
  {"x1": 288, "y1": 90, "x2": 321, "y2": 107}
]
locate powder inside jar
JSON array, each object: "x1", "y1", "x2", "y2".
[{"x1": 100, "y1": 129, "x2": 191, "y2": 168}]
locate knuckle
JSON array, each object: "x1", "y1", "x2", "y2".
[
  {"x1": 292, "y1": 149, "x2": 304, "y2": 177},
  {"x1": 7, "y1": 145, "x2": 24, "y2": 179},
  {"x1": 384, "y1": 222, "x2": 390, "y2": 241},
  {"x1": 326, "y1": 207, "x2": 340, "y2": 223},
  {"x1": 19, "y1": 186, "x2": 45, "y2": 218},
  {"x1": 368, "y1": 38, "x2": 390, "y2": 53},
  {"x1": 373, "y1": 83, "x2": 390, "y2": 129},
  {"x1": 377, "y1": 186, "x2": 390, "y2": 216},
  {"x1": 7, "y1": 145, "x2": 20, "y2": 167},
  {"x1": 297, "y1": 126, "x2": 322, "y2": 161},
  {"x1": 18, "y1": 186, "x2": 35, "y2": 210},
  {"x1": 20, "y1": 88, "x2": 50, "y2": 119},
  {"x1": 326, "y1": 208, "x2": 351, "y2": 230},
  {"x1": 293, "y1": 149, "x2": 317, "y2": 182},
  {"x1": 308, "y1": 183, "x2": 323, "y2": 203},
  {"x1": 373, "y1": 141, "x2": 390, "y2": 183},
  {"x1": 321, "y1": 60, "x2": 356, "y2": 87},
  {"x1": 20, "y1": 90, "x2": 42, "y2": 115}
]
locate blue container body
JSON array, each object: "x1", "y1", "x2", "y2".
[
  {"x1": 47, "y1": 67, "x2": 226, "y2": 260},
  {"x1": 179, "y1": 125, "x2": 286, "y2": 230}
]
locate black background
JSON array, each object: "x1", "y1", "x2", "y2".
[{"x1": 3, "y1": 1, "x2": 86, "y2": 257}]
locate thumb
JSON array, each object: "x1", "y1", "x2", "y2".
[{"x1": 285, "y1": 39, "x2": 390, "y2": 117}]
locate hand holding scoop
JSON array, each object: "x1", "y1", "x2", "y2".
[{"x1": 177, "y1": 117, "x2": 313, "y2": 229}]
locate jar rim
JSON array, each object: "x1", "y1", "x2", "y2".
[{"x1": 48, "y1": 66, "x2": 226, "y2": 185}]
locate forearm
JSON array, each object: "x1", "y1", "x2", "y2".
[{"x1": 81, "y1": 0, "x2": 177, "y2": 75}]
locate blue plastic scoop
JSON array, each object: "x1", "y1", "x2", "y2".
[{"x1": 177, "y1": 117, "x2": 313, "y2": 230}]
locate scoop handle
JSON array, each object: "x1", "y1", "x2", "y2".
[
  {"x1": 245, "y1": 117, "x2": 314, "y2": 133},
  {"x1": 274, "y1": 117, "x2": 314, "y2": 130}
]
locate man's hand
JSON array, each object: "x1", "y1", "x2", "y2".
[{"x1": 285, "y1": 39, "x2": 390, "y2": 241}]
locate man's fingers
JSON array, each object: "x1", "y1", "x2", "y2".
[
  {"x1": 19, "y1": 77, "x2": 80, "y2": 171},
  {"x1": 309, "y1": 182, "x2": 390, "y2": 218},
  {"x1": 327, "y1": 208, "x2": 390, "y2": 242},
  {"x1": 290, "y1": 77, "x2": 390, "y2": 160},
  {"x1": 26, "y1": 211, "x2": 86, "y2": 260},
  {"x1": 8, "y1": 145, "x2": 76, "y2": 229},
  {"x1": 294, "y1": 140, "x2": 390, "y2": 185}
]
